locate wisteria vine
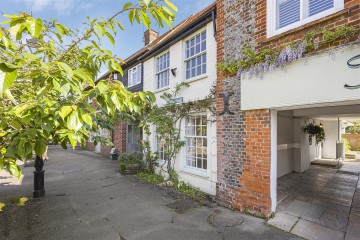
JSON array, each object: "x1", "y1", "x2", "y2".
[{"x1": 218, "y1": 25, "x2": 360, "y2": 79}]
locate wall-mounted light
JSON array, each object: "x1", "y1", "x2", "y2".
[{"x1": 171, "y1": 68, "x2": 177, "y2": 77}]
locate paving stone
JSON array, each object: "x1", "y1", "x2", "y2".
[
  {"x1": 291, "y1": 219, "x2": 344, "y2": 240},
  {"x1": 318, "y1": 193, "x2": 353, "y2": 207},
  {"x1": 285, "y1": 200, "x2": 325, "y2": 219},
  {"x1": 312, "y1": 199, "x2": 351, "y2": 215},
  {"x1": 267, "y1": 213, "x2": 299, "y2": 232},
  {"x1": 314, "y1": 208, "x2": 348, "y2": 232},
  {"x1": 345, "y1": 215, "x2": 360, "y2": 240}
]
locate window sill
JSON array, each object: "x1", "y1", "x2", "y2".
[
  {"x1": 184, "y1": 74, "x2": 208, "y2": 84},
  {"x1": 154, "y1": 87, "x2": 170, "y2": 94},
  {"x1": 128, "y1": 82, "x2": 142, "y2": 88},
  {"x1": 180, "y1": 167, "x2": 209, "y2": 179}
]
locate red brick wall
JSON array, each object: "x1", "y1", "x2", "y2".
[
  {"x1": 113, "y1": 120, "x2": 127, "y2": 153},
  {"x1": 256, "y1": 0, "x2": 360, "y2": 51},
  {"x1": 216, "y1": 0, "x2": 273, "y2": 217},
  {"x1": 216, "y1": 0, "x2": 360, "y2": 218},
  {"x1": 242, "y1": 110, "x2": 271, "y2": 216},
  {"x1": 342, "y1": 134, "x2": 360, "y2": 150}
]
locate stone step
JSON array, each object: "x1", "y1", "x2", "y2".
[{"x1": 345, "y1": 154, "x2": 356, "y2": 159}]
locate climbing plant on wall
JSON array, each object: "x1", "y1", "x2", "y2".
[
  {"x1": 140, "y1": 82, "x2": 216, "y2": 179},
  {"x1": 218, "y1": 25, "x2": 360, "y2": 79}
]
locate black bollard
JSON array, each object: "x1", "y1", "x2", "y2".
[{"x1": 33, "y1": 155, "x2": 45, "y2": 198}]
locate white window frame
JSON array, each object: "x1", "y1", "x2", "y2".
[
  {"x1": 128, "y1": 64, "x2": 142, "y2": 87},
  {"x1": 184, "y1": 29, "x2": 207, "y2": 81},
  {"x1": 184, "y1": 115, "x2": 208, "y2": 171},
  {"x1": 267, "y1": 0, "x2": 344, "y2": 38},
  {"x1": 155, "y1": 52, "x2": 170, "y2": 90}
]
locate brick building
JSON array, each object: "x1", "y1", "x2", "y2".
[{"x1": 216, "y1": 0, "x2": 360, "y2": 217}]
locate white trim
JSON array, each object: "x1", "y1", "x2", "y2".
[
  {"x1": 183, "y1": 28, "x2": 207, "y2": 80},
  {"x1": 184, "y1": 74, "x2": 208, "y2": 84},
  {"x1": 155, "y1": 51, "x2": 170, "y2": 90},
  {"x1": 270, "y1": 109, "x2": 277, "y2": 212},
  {"x1": 267, "y1": 0, "x2": 344, "y2": 38}
]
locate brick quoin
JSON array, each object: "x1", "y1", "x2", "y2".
[
  {"x1": 216, "y1": 0, "x2": 359, "y2": 217},
  {"x1": 216, "y1": 0, "x2": 272, "y2": 218}
]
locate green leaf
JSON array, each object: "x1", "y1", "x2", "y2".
[
  {"x1": 105, "y1": 32, "x2": 115, "y2": 46},
  {"x1": 164, "y1": 0, "x2": 178, "y2": 12},
  {"x1": 135, "y1": 11, "x2": 141, "y2": 24},
  {"x1": 138, "y1": 92, "x2": 147, "y2": 101},
  {"x1": 26, "y1": 17, "x2": 43, "y2": 38},
  {"x1": 81, "y1": 113, "x2": 92, "y2": 126},
  {"x1": 111, "y1": 92, "x2": 122, "y2": 110},
  {"x1": 141, "y1": 11, "x2": 151, "y2": 29},
  {"x1": 74, "y1": 68, "x2": 94, "y2": 87},
  {"x1": 129, "y1": 9, "x2": 135, "y2": 23},
  {"x1": 95, "y1": 24, "x2": 105, "y2": 37},
  {"x1": 2, "y1": 35, "x2": 11, "y2": 49},
  {"x1": 0, "y1": 69, "x2": 17, "y2": 97},
  {"x1": 147, "y1": 91, "x2": 156, "y2": 102},
  {"x1": 10, "y1": 119, "x2": 22, "y2": 130},
  {"x1": 57, "y1": 62, "x2": 73, "y2": 78},
  {"x1": 67, "y1": 133, "x2": 77, "y2": 148},
  {"x1": 67, "y1": 111, "x2": 83, "y2": 131},
  {"x1": 4, "y1": 89, "x2": 16, "y2": 104},
  {"x1": 24, "y1": 53, "x2": 40, "y2": 61},
  {"x1": 55, "y1": 23, "x2": 69, "y2": 35},
  {"x1": 14, "y1": 103, "x2": 30, "y2": 115},
  {"x1": 123, "y1": 2, "x2": 132, "y2": 10},
  {"x1": 110, "y1": 60, "x2": 123, "y2": 76},
  {"x1": 34, "y1": 139, "x2": 46, "y2": 157},
  {"x1": 7, "y1": 160, "x2": 21, "y2": 179},
  {"x1": 96, "y1": 81, "x2": 109, "y2": 95},
  {"x1": 59, "y1": 106, "x2": 73, "y2": 120}
]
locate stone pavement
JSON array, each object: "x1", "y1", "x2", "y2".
[
  {"x1": 0, "y1": 146, "x2": 299, "y2": 240},
  {"x1": 269, "y1": 164, "x2": 360, "y2": 240}
]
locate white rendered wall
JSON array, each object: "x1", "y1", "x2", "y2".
[
  {"x1": 143, "y1": 22, "x2": 217, "y2": 195},
  {"x1": 322, "y1": 120, "x2": 340, "y2": 159},
  {"x1": 143, "y1": 22, "x2": 217, "y2": 107},
  {"x1": 277, "y1": 111, "x2": 295, "y2": 177},
  {"x1": 242, "y1": 45, "x2": 360, "y2": 111}
]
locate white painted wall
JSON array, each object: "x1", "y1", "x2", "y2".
[
  {"x1": 322, "y1": 120, "x2": 340, "y2": 159},
  {"x1": 143, "y1": 22, "x2": 217, "y2": 106},
  {"x1": 277, "y1": 111, "x2": 295, "y2": 177},
  {"x1": 241, "y1": 45, "x2": 360, "y2": 111},
  {"x1": 143, "y1": 22, "x2": 217, "y2": 195}
]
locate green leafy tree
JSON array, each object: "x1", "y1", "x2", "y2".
[
  {"x1": 0, "y1": 0, "x2": 178, "y2": 178},
  {"x1": 346, "y1": 121, "x2": 360, "y2": 134}
]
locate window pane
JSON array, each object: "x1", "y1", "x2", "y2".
[
  {"x1": 277, "y1": 0, "x2": 300, "y2": 29},
  {"x1": 201, "y1": 31, "x2": 206, "y2": 41},
  {"x1": 308, "y1": 0, "x2": 333, "y2": 17}
]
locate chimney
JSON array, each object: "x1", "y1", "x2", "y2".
[{"x1": 144, "y1": 29, "x2": 159, "y2": 46}]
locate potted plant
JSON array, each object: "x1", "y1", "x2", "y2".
[
  {"x1": 110, "y1": 148, "x2": 119, "y2": 161},
  {"x1": 304, "y1": 120, "x2": 325, "y2": 145},
  {"x1": 118, "y1": 151, "x2": 143, "y2": 175}
]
